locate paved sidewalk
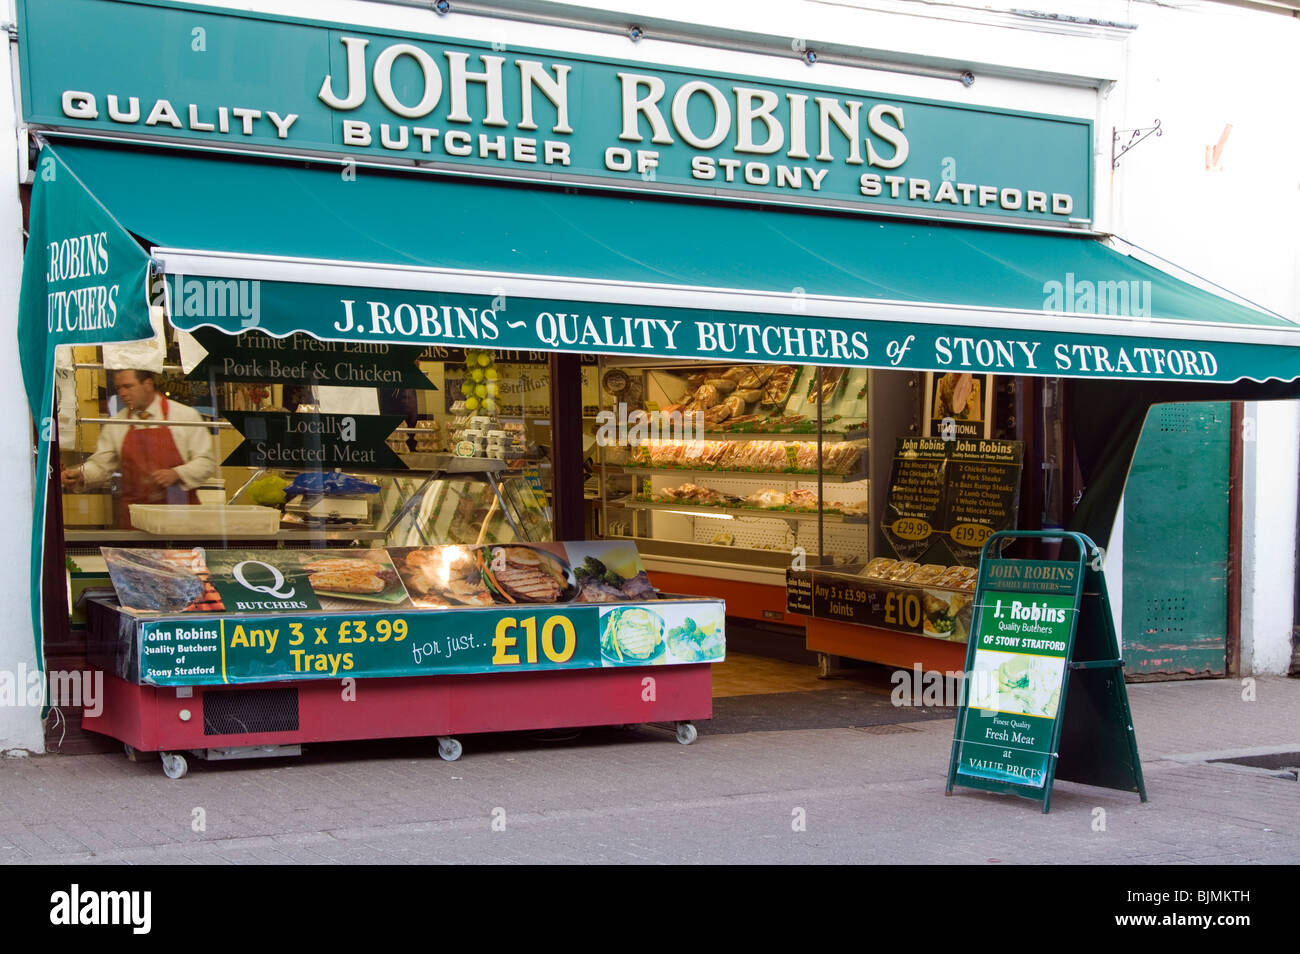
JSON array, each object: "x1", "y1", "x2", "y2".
[{"x1": 1, "y1": 675, "x2": 1296, "y2": 864}]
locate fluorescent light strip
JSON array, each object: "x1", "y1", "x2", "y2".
[{"x1": 661, "y1": 509, "x2": 735, "y2": 519}]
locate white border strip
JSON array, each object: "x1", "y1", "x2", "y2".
[{"x1": 154, "y1": 247, "x2": 1300, "y2": 349}]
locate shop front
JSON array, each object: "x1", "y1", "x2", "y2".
[{"x1": 13, "y1": 0, "x2": 1300, "y2": 761}]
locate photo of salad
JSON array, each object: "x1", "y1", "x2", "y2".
[
  {"x1": 968, "y1": 650, "x2": 1064, "y2": 719},
  {"x1": 599, "y1": 606, "x2": 665, "y2": 664},
  {"x1": 665, "y1": 616, "x2": 725, "y2": 662}
]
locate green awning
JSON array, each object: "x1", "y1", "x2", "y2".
[
  {"x1": 15, "y1": 139, "x2": 1300, "y2": 674},
  {"x1": 35, "y1": 138, "x2": 1300, "y2": 384},
  {"x1": 17, "y1": 144, "x2": 155, "y2": 677}
]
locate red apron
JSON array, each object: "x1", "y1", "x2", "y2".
[{"x1": 118, "y1": 395, "x2": 199, "y2": 529}]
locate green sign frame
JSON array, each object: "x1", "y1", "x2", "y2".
[{"x1": 946, "y1": 530, "x2": 1147, "y2": 813}]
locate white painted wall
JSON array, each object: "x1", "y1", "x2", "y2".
[
  {"x1": 1241, "y1": 400, "x2": 1300, "y2": 674},
  {"x1": 1099, "y1": 0, "x2": 1300, "y2": 674},
  {"x1": 1, "y1": 1, "x2": 45, "y2": 753}
]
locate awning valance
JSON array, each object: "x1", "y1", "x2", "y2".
[{"x1": 36, "y1": 138, "x2": 1300, "y2": 386}]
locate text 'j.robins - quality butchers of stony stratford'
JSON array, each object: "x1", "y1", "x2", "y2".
[{"x1": 324, "y1": 298, "x2": 1226, "y2": 380}]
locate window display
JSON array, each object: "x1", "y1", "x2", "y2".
[
  {"x1": 55, "y1": 337, "x2": 565, "y2": 593},
  {"x1": 591, "y1": 359, "x2": 920, "y2": 585}
]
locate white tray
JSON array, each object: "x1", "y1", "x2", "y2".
[{"x1": 129, "y1": 504, "x2": 281, "y2": 536}]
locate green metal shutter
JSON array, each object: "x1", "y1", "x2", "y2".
[{"x1": 1122, "y1": 402, "x2": 1230, "y2": 677}]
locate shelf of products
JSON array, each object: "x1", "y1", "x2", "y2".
[
  {"x1": 621, "y1": 427, "x2": 870, "y2": 442},
  {"x1": 604, "y1": 461, "x2": 868, "y2": 483},
  {"x1": 617, "y1": 438, "x2": 865, "y2": 475},
  {"x1": 593, "y1": 359, "x2": 921, "y2": 602},
  {"x1": 609, "y1": 496, "x2": 870, "y2": 524},
  {"x1": 65, "y1": 529, "x2": 392, "y2": 543}
]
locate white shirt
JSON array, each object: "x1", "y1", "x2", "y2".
[{"x1": 79, "y1": 395, "x2": 218, "y2": 491}]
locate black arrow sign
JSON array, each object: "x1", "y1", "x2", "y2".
[
  {"x1": 188, "y1": 328, "x2": 437, "y2": 389},
  {"x1": 223, "y1": 411, "x2": 408, "y2": 470}
]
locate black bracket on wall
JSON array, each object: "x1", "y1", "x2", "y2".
[{"x1": 1112, "y1": 120, "x2": 1162, "y2": 169}]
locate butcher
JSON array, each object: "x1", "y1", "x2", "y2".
[{"x1": 61, "y1": 369, "x2": 218, "y2": 528}]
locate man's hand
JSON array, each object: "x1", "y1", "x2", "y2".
[
  {"x1": 60, "y1": 467, "x2": 82, "y2": 490},
  {"x1": 151, "y1": 468, "x2": 181, "y2": 489}
]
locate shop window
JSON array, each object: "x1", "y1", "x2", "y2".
[{"x1": 55, "y1": 330, "x2": 566, "y2": 614}]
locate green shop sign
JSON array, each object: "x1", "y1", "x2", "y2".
[
  {"x1": 955, "y1": 586, "x2": 1074, "y2": 787},
  {"x1": 16, "y1": 0, "x2": 1092, "y2": 227},
  {"x1": 162, "y1": 274, "x2": 1284, "y2": 383}
]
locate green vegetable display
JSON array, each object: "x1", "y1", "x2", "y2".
[
  {"x1": 575, "y1": 555, "x2": 608, "y2": 583},
  {"x1": 665, "y1": 616, "x2": 725, "y2": 662},
  {"x1": 930, "y1": 615, "x2": 954, "y2": 634},
  {"x1": 247, "y1": 474, "x2": 289, "y2": 507},
  {"x1": 575, "y1": 555, "x2": 633, "y2": 589}
]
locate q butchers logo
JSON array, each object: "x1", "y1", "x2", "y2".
[
  {"x1": 234, "y1": 560, "x2": 296, "y2": 600},
  {"x1": 207, "y1": 552, "x2": 320, "y2": 612}
]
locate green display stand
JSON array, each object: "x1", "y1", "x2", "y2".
[{"x1": 946, "y1": 530, "x2": 1147, "y2": 813}]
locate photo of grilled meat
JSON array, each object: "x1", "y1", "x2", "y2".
[
  {"x1": 398, "y1": 546, "x2": 495, "y2": 606},
  {"x1": 298, "y1": 551, "x2": 402, "y2": 601},
  {"x1": 308, "y1": 569, "x2": 386, "y2": 594},
  {"x1": 483, "y1": 546, "x2": 575, "y2": 604}
]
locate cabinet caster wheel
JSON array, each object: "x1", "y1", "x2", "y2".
[
  {"x1": 123, "y1": 743, "x2": 142, "y2": 763},
  {"x1": 160, "y1": 752, "x2": 188, "y2": 779},
  {"x1": 437, "y1": 737, "x2": 463, "y2": 762},
  {"x1": 675, "y1": 722, "x2": 697, "y2": 745}
]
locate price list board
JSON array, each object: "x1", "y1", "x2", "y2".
[
  {"x1": 881, "y1": 438, "x2": 947, "y2": 563},
  {"x1": 945, "y1": 441, "x2": 1023, "y2": 563},
  {"x1": 881, "y1": 438, "x2": 1024, "y2": 566}
]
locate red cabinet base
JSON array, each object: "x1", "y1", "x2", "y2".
[{"x1": 84, "y1": 665, "x2": 713, "y2": 756}]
